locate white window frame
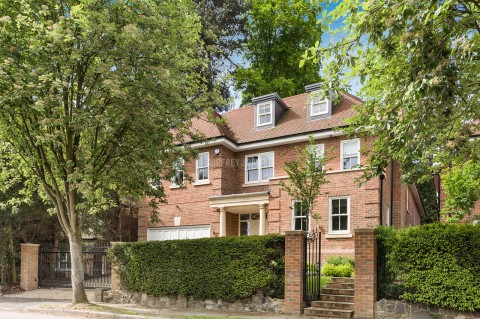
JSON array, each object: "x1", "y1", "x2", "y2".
[
  {"x1": 171, "y1": 158, "x2": 185, "y2": 187},
  {"x1": 196, "y1": 152, "x2": 209, "y2": 182},
  {"x1": 310, "y1": 91, "x2": 329, "y2": 116},
  {"x1": 329, "y1": 196, "x2": 350, "y2": 234},
  {"x1": 244, "y1": 152, "x2": 274, "y2": 183},
  {"x1": 238, "y1": 213, "x2": 260, "y2": 236},
  {"x1": 340, "y1": 139, "x2": 360, "y2": 170},
  {"x1": 257, "y1": 101, "x2": 273, "y2": 126},
  {"x1": 307, "y1": 143, "x2": 325, "y2": 170},
  {"x1": 291, "y1": 200, "x2": 310, "y2": 231}
]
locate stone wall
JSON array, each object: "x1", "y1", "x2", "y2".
[
  {"x1": 376, "y1": 300, "x2": 480, "y2": 319},
  {"x1": 105, "y1": 289, "x2": 284, "y2": 314}
]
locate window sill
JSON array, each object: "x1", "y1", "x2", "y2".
[
  {"x1": 193, "y1": 180, "x2": 211, "y2": 186},
  {"x1": 242, "y1": 181, "x2": 269, "y2": 188},
  {"x1": 325, "y1": 233, "x2": 352, "y2": 239},
  {"x1": 169, "y1": 184, "x2": 184, "y2": 189},
  {"x1": 327, "y1": 168, "x2": 364, "y2": 174}
]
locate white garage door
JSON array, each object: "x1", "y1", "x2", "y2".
[{"x1": 147, "y1": 225, "x2": 210, "y2": 241}]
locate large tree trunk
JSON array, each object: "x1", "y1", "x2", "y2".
[{"x1": 68, "y1": 234, "x2": 89, "y2": 304}]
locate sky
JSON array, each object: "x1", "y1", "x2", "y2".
[{"x1": 231, "y1": 1, "x2": 361, "y2": 109}]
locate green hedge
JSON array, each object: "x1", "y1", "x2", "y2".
[
  {"x1": 108, "y1": 235, "x2": 285, "y2": 300},
  {"x1": 377, "y1": 224, "x2": 480, "y2": 311},
  {"x1": 321, "y1": 257, "x2": 355, "y2": 277}
]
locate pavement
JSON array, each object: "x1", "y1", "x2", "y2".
[{"x1": 0, "y1": 288, "x2": 299, "y2": 319}]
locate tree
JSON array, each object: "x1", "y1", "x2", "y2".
[
  {"x1": 234, "y1": 0, "x2": 323, "y2": 104},
  {"x1": 0, "y1": 0, "x2": 216, "y2": 303},
  {"x1": 279, "y1": 137, "x2": 330, "y2": 225},
  {"x1": 195, "y1": 0, "x2": 249, "y2": 109},
  {"x1": 442, "y1": 160, "x2": 480, "y2": 222},
  {"x1": 303, "y1": 1, "x2": 479, "y2": 182}
]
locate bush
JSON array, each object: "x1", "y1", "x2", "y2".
[
  {"x1": 322, "y1": 263, "x2": 355, "y2": 277},
  {"x1": 378, "y1": 224, "x2": 480, "y2": 311},
  {"x1": 326, "y1": 256, "x2": 355, "y2": 268},
  {"x1": 108, "y1": 235, "x2": 285, "y2": 300}
]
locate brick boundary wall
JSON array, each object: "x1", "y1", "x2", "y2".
[
  {"x1": 354, "y1": 228, "x2": 377, "y2": 319},
  {"x1": 20, "y1": 243, "x2": 40, "y2": 291},
  {"x1": 284, "y1": 230, "x2": 307, "y2": 315}
]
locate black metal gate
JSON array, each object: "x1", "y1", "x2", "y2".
[
  {"x1": 39, "y1": 243, "x2": 111, "y2": 288},
  {"x1": 304, "y1": 227, "x2": 321, "y2": 301}
]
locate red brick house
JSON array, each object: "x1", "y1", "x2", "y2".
[{"x1": 137, "y1": 84, "x2": 425, "y2": 260}]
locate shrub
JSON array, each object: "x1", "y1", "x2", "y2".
[
  {"x1": 322, "y1": 263, "x2": 354, "y2": 277},
  {"x1": 326, "y1": 256, "x2": 355, "y2": 268},
  {"x1": 376, "y1": 226, "x2": 405, "y2": 299},
  {"x1": 378, "y1": 224, "x2": 480, "y2": 311},
  {"x1": 108, "y1": 235, "x2": 285, "y2": 300}
]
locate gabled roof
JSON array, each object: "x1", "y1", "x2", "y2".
[{"x1": 186, "y1": 92, "x2": 363, "y2": 145}]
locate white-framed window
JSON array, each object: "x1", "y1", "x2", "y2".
[
  {"x1": 329, "y1": 197, "x2": 350, "y2": 234},
  {"x1": 196, "y1": 152, "x2": 209, "y2": 181},
  {"x1": 310, "y1": 91, "x2": 329, "y2": 116},
  {"x1": 172, "y1": 158, "x2": 185, "y2": 186},
  {"x1": 257, "y1": 102, "x2": 273, "y2": 126},
  {"x1": 292, "y1": 201, "x2": 309, "y2": 231},
  {"x1": 386, "y1": 206, "x2": 391, "y2": 226},
  {"x1": 307, "y1": 144, "x2": 325, "y2": 170},
  {"x1": 245, "y1": 152, "x2": 274, "y2": 183},
  {"x1": 341, "y1": 139, "x2": 360, "y2": 170}
]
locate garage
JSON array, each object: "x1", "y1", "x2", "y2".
[{"x1": 146, "y1": 225, "x2": 211, "y2": 241}]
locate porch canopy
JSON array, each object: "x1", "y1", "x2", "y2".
[{"x1": 209, "y1": 191, "x2": 269, "y2": 237}]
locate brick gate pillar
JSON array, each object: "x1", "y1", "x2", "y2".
[
  {"x1": 110, "y1": 242, "x2": 124, "y2": 291},
  {"x1": 284, "y1": 230, "x2": 307, "y2": 315},
  {"x1": 20, "y1": 243, "x2": 40, "y2": 291},
  {"x1": 354, "y1": 228, "x2": 377, "y2": 319}
]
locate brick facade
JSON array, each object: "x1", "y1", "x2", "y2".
[
  {"x1": 354, "y1": 229, "x2": 377, "y2": 319},
  {"x1": 137, "y1": 138, "x2": 423, "y2": 262},
  {"x1": 20, "y1": 243, "x2": 39, "y2": 291}
]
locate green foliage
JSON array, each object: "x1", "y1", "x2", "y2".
[
  {"x1": 109, "y1": 235, "x2": 285, "y2": 300},
  {"x1": 442, "y1": 160, "x2": 480, "y2": 222},
  {"x1": 416, "y1": 179, "x2": 440, "y2": 224},
  {"x1": 280, "y1": 136, "x2": 330, "y2": 221},
  {"x1": 376, "y1": 226, "x2": 405, "y2": 300},
  {"x1": 303, "y1": 0, "x2": 480, "y2": 185},
  {"x1": 321, "y1": 263, "x2": 354, "y2": 278},
  {"x1": 377, "y1": 224, "x2": 480, "y2": 311},
  {"x1": 0, "y1": 0, "x2": 220, "y2": 301},
  {"x1": 234, "y1": 0, "x2": 323, "y2": 104},
  {"x1": 326, "y1": 256, "x2": 355, "y2": 268}
]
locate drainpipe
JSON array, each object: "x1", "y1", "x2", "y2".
[
  {"x1": 379, "y1": 174, "x2": 385, "y2": 226},
  {"x1": 390, "y1": 160, "x2": 394, "y2": 226}
]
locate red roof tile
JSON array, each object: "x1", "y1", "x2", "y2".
[{"x1": 186, "y1": 92, "x2": 363, "y2": 144}]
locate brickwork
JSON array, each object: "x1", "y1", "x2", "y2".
[
  {"x1": 354, "y1": 229, "x2": 377, "y2": 319},
  {"x1": 284, "y1": 230, "x2": 307, "y2": 315},
  {"x1": 110, "y1": 242, "x2": 125, "y2": 291},
  {"x1": 20, "y1": 243, "x2": 39, "y2": 291}
]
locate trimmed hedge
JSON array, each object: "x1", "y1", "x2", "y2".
[
  {"x1": 321, "y1": 257, "x2": 355, "y2": 277},
  {"x1": 108, "y1": 235, "x2": 285, "y2": 300},
  {"x1": 377, "y1": 224, "x2": 480, "y2": 311}
]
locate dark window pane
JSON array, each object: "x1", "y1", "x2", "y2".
[
  {"x1": 340, "y1": 199, "x2": 348, "y2": 214},
  {"x1": 240, "y1": 222, "x2": 248, "y2": 236},
  {"x1": 340, "y1": 216, "x2": 348, "y2": 230},
  {"x1": 332, "y1": 199, "x2": 339, "y2": 215},
  {"x1": 295, "y1": 218, "x2": 302, "y2": 230},
  {"x1": 332, "y1": 216, "x2": 339, "y2": 231},
  {"x1": 302, "y1": 217, "x2": 309, "y2": 231}
]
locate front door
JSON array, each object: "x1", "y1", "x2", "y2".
[{"x1": 239, "y1": 213, "x2": 260, "y2": 236}]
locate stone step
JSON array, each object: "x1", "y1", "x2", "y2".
[
  {"x1": 330, "y1": 277, "x2": 354, "y2": 283},
  {"x1": 320, "y1": 294, "x2": 354, "y2": 303},
  {"x1": 304, "y1": 307, "x2": 354, "y2": 318},
  {"x1": 321, "y1": 288, "x2": 354, "y2": 296},
  {"x1": 325, "y1": 282, "x2": 355, "y2": 290},
  {"x1": 311, "y1": 300, "x2": 354, "y2": 310}
]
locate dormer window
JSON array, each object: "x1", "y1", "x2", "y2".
[
  {"x1": 310, "y1": 92, "x2": 328, "y2": 116},
  {"x1": 257, "y1": 102, "x2": 272, "y2": 126}
]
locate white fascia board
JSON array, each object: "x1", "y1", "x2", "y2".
[{"x1": 189, "y1": 130, "x2": 344, "y2": 152}]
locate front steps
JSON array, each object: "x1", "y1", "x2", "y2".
[{"x1": 304, "y1": 277, "x2": 354, "y2": 318}]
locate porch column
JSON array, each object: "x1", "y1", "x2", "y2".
[
  {"x1": 219, "y1": 207, "x2": 227, "y2": 237},
  {"x1": 259, "y1": 204, "x2": 266, "y2": 235}
]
